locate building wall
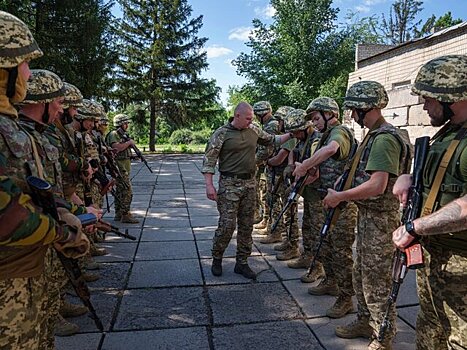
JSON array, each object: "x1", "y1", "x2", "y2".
[{"x1": 345, "y1": 24, "x2": 467, "y2": 142}]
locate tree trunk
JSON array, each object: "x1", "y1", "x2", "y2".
[{"x1": 149, "y1": 97, "x2": 156, "y2": 152}]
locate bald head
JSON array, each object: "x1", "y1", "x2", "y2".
[{"x1": 232, "y1": 101, "x2": 254, "y2": 129}]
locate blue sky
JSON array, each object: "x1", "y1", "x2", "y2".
[{"x1": 113, "y1": 1, "x2": 466, "y2": 105}]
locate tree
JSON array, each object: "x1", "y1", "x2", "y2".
[
  {"x1": 379, "y1": 0, "x2": 424, "y2": 44},
  {"x1": 0, "y1": 0, "x2": 117, "y2": 99},
  {"x1": 115, "y1": 0, "x2": 220, "y2": 151}
]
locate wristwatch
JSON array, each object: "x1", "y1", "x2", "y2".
[{"x1": 405, "y1": 220, "x2": 417, "y2": 237}]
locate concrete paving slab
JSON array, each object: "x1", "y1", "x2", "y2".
[
  {"x1": 186, "y1": 198, "x2": 217, "y2": 208},
  {"x1": 200, "y1": 256, "x2": 278, "y2": 285},
  {"x1": 143, "y1": 216, "x2": 191, "y2": 228},
  {"x1": 136, "y1": 241, "x2": 198, "y2": 260},
  {"x1": 151, "y1": 194, "x2": 186, "y2": 201},
  {"x1": 147, "y1": 207, "x2": 189, "y2": 217},
  {"x1": 128, "y1": 259, "x2": 203, "y2": 288},
  {"x1": 140, "y1": 227, "x2": 193, "y2": 242},
  {"x1": 255, "y1": 240, "x2": 288, "y2": 256},
  {"x1": 94, "y1": 242, "x2": 137, "y2": 263},
  {"x1": 150, "y1": 199, "x2": 187, "y2": 208},
  {"x1": 188, "y1": 207, "x2": 219, "y2": 216},
  {"x1": 114, "y1": 287, "x2": 208, "y2": 330},
  {"x1": 88, "y1": 262, "x2": 130, "y2": 290},
  {"x1": 55, "y1": 333, "x2": 102, "y2": 350},
  {"x1": 190, "y1": 215, "x2": 219, "y2": 227},
  {"x1": 101, "y1": 327, "x2": 209, "y2": 350},
  {"x1": 264, "y1": 255, "x2": 307, "y2": 280},
  {"x1": 153, "y1": 188, "x2": 186, "y2": 195},
  {"x1": 192, "y1": 226, "x2": 221, "y2": 241},
  {"x1": 397, "y1": 305, "x2": 419, "y2": 328},
  {"x1": 196, "y1": 239, "x2": 261, "y2": 259},
  {"x1": 212, "y1": 320, "x2": 322, "y2": 350},
  {"x1": 209, "y1": 282, "x2": 302, "y2": 326},
  {"x1": 103, "y1": 228, "x2": 142, "y2": 242}
]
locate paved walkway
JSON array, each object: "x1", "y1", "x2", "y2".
[{"x1": 57, "y1": 154, "x2": 418, "y2": 350}]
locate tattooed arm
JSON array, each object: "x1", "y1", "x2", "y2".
[{"x1": 393, "y1": 195, "x2": 467, "y2": 249}]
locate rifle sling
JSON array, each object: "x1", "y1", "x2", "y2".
[{"x1": 421, "y1": 121, "x2": 467, "y2": 217}]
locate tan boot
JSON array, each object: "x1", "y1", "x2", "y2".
[
  {"x1": 326, "y1": 295, "x2": 354, "y2": 318},
  {"x1": 60, "y1": 301, "x2": 89, "y2": 318},
  {"x1": 90, "y1": 245, "x2": 108, "y2": 257},
  {"x1": 273, "y1": 240, "x2": 290, "y2": 251},
  {"x1": 259, "y1": 233, "x2": 282, "y2": 244},
  {"x1": 276, "y1": 247, "x2": 300, "y2": 261},
  {"x1": 368, "y1": 338, "x2": 393, "y2": 350},
  {"x1": 335, "y1": 317, "x2": 373, "y2": 339},
  {"x1": 300, "y1": 262, "x2": 325, "y2": 283},
  {"x1": 255, "y1": 226, "x2": 270, "y2": 236},
  {"x1": 308, "y1": 277, "x2": 339, "y2": 296},
  {"x1": 83, "y1": 257, "x2": 100, "y2": 270},
  {"x1": 287, "y1": 254, "x2": 312, "y2": 269},
  {"x1": 254, "y1": 218, "x2": 268, "y2": 230},
  {"x1": 121, "y1": 214, "x2": 139, "y2": 224},
  {"x1": 55, "y1": 315, "x2": 80, "y2": 336},
  {"x1": 114, "y1": 213, "x2": 122, "y2": 221},
  {"x1": 81, "y1": 271, "x2": 100, "y2": 282}
]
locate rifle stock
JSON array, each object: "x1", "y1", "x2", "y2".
[{"x1": 76, "y1": 213, "x2": 137, "y2": 241}]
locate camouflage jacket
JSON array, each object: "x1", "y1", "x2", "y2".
[{"x1": 256, "y1": 117, "x2": 281, "y2": 164}]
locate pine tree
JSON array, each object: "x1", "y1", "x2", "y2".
[{"x1": 116, "y1": 0, "x2": 219, "y2": 151}]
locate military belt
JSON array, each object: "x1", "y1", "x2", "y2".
[{"x1": 220, "y1": 172, "x2": 254, "y2": 180}]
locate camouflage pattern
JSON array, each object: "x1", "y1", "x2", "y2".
[
  {"x1": 0, "y1": 274, "x2": 47, "y2": 350},
  {"x1": 62, "y1": 82, "x2": 83, "y2": 109},
  {"x1": 22, "y1": 69, "x2": 65, "y2": 104},
  {"x1": 76, "y1": 99, "x2": 102, "y2": 120},
  {"x1": 416, "y1": 246, "x2": 467, "y2": 350},
  {"x1": 301, "y1": 195, "x2": 325, "y2": 257},
  {"x1": 274, "y1": 106, "x2": 293, "y2": 120},
  {"x1": 265, "y1": 172, "x2": 288, "y2": 235},
  {"x1": 283, "y1": 108, "x2": 309, "y2": 132},
  {"x1": 343, "y1": 81, "x2": 389, "y2": 110},
  {"x1": 212, "y1": 177, "x2": 256, "y2": 263},
  {"x1": 306, "y1": 97, "x2": 340, "y2": 119},
  {"x1": 0, "y1": 11, "x2": 43, "y2": 68},
  {"x1": 253, "y1": 101, "x2": 272, "y2": 115},
  {"x1": 412, "y1": 54, "x2": 467, "y2": 103},
  {"x1": 114, "y1": 158, "x2": 133, "y2": 216},
  {"x1": 255, "y1": 116, "x2": 281, "y2": 163},
  {"x1": 353, "y1": 206, "x2": 399, "y2": 343},
  {"x1": 113, "y1": 113, "x2": 131, "y2": 127}
]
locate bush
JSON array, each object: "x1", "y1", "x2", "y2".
[
  {"x1": 191, "y1": 129, "x2": 212, "y2": 144},
  {"x1": 169, "y1": 129, "x2": 194, "y2": 144}
]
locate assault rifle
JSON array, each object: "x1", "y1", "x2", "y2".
[
  {"x1": 377, "y1": 136, "x2": 429, "y2": 342},
  {"x1": 116, "y1": 128, "x2": 153, "y2": 173},
  {"x1": 27, "y1": 176, "x2": 104, "y2": 332},
  {"x1": 304, "y1": 142, "x2": 358, "y2": 279},
  {"x1": 77, "y1": 213, "x2": 137, "y2": 241}
]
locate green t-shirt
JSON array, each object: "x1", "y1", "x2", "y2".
[
  {"x1": 281, "y1": 138, "x2": 297, "y2": 152},
  {"x1": 327, "y1": 126, "x2": 351, "y2": 161},
  {"x1": 366, "y1": 133, "x2": 401, "y2": 177}
]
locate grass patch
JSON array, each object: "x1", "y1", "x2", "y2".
[{"x1": 136, "y1": 143, "x2": 205, "y2": 153}]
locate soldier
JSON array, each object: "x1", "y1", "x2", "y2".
[
  {"x1": 202, "y1": 102, "x2": 294, "y2": 279},
  {"x1": 106, "y1": 113, "x2": 139, "y2": 223},
  {"x1": 294, "y1": 97, "x2": 358, "y2": 319},
  {"x1": 392, "y1": 55, "x2": 467, "y2": 350},
  {"x1": 0, "y1": 12, "x2": 88, "y2": 349},
  {"x1": 323, "y1": 81, "x2": 412, "y2": 349}
]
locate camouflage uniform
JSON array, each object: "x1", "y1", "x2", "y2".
[
  {"x1": 410, "y1": 55, "x2": 467, "y2": 350},
  {"x1": 337, "y1": 81, "x2": 412, "y2": 348},
  {"x1": 202, "y1": 121, "x2": 281, "y2": 264}
]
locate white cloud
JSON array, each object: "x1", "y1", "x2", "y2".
[
  {"x1": 205, "y1": 46, "x2": 233, "y2": 59},
  {"x1": 254, "y1": 4, "x2": 276, "y2": 18},
  {"x1": 355, "y1": 5, "x2": 371, "y2": 13},
  {"x1": 228, "y1": 26, "x2": 254, "y2": 41},
  {"x1": 224, "y1": 59, "x2": 235, "y2": 69},
  {"x1": 363, "y1": 0, "x2": 387, "y2": 5}
]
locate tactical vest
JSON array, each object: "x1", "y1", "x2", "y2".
[
  {"x1": 107, "y1": 129, "x2": 132, "y2": 160},
  {"x1": 422, "y1": 124, "x2": 467, "y2": 252},
  {"x1": 352, "y1": 124, "x2": 412, "y2": 211},
  {"x1": 318, "y1": 124, "x2": 356, "y2": 190},
  {"x1": 82, "y1": 131, "x2": 99, "y2": 160},
  {"x1": 300, "y1": 130, "x2": 323, "y2": 202}
]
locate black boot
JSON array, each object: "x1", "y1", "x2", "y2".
[
  {"x1": 234, "y1": 262, "x2": 256, "y2": 280},
  {"x1": 211, "y1": 258, "x2": 222, "y2": 276}
]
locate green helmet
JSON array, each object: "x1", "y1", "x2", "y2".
[
  {"x1": 253, "y1": 101, "x2": 272, "y2": 115},
  {"x1": 62, "y1": 82, "x2": 83, "y2": 109},
  {"x1": 274, "y1": 106, "x2": 293, "y2": 120},
  {"x1": 0, "y1": 11, "x2": 43, "y2": 68},
  {"x1": 22, "y1": 69, "x2": 65, "y2": 104},
  {"x1": 113, "y1": 113, "x2": 131, "y2": 127},
  {"x1": 306, "y1": 97, "x2": 340, "y2": 119},
  {"x1": 75, "y1": 99, "x2": 101, "y2": 121},
  {"x1": 284, "y1": 109, "x2": 309, "y2": 132},
  {"x1": 412, "y1": 55, "x2": 467, "y2": 103},
  {"x1": 343, "y1": 81, "x2": 388, "y2": 110},
  {"x1": 99, "y1": 115, "x2": 109, "y2": 125}
]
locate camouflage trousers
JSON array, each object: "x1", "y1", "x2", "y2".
[
  {"x1": 301, "y1": 197, "x2": 325, "y2": 256},
  {"x1": 212, "y1": 176, "x2": 256, "y2": 264},
  {"x1": 75, "y1": 181, "x2": 100, "y2": 208},
  {"x1": 115, "y1": 159, "x2": 133, "y2": 216},
  {"x1": 265, "y1": 169, "x2": 288, "y2": 234},
  {"x1": 255, "y1": 165, "x2": 267, "y2": 220},
  {"x1": 281, "y1": 186, "x2": 299, "y2": 247},
  {"x1": 354, "y1": 205, "x2": 399, "y2": 344},
  {"x1": 319, "y1": 202, "x2": 357, "y2": 297},
  {"x1": 416, "y1": 246, "x2": 467, "y2": 350},
  {"x1": 0, "y1": 274, "x2": 47, "y2": 350}
]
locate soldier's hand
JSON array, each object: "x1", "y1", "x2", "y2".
[
  {"x1": 393, "y1": 174, "x2": 412, "y2": 207},
  {"x1": 206, "y1": 184, "x2": 217, "y2": 201},
  {"x1": 86, "y1": 206, "x2": 103, "y2": 220},
  {"x1": 392, "y1": 224, "x2": 415, "y2": 250},
  {"x1": 293, "y1": 162, "x2": 307, "y2": 178},
  {"x1": 323, "y1": 188, "x2": 343, "y2": 209}
]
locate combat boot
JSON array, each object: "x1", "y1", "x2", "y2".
[
  {"x1": 84, "y1": 257, "x2": 100, "y2": 271},
  {"x1": 82, "y1": 271, "x2": 100, "y2": 282},
  {"x1": 211, "y1": 258, "x2": 222, "y2": 276},
  {"x1": 114, "y1": 213, "x2": 122, "y2": 222},
  {"x1": 60, "y1": 301, "x2": 89, "y2": 318},
  {"x1": 300, "y1": 262, "x2": 325, "y2": 283},
  {"x1": 368, "y1": 338, "x2": 393, "y2": 350},
  {"x1": 121, "y1": 214, "x2": 139, "y2": 224},
  {"x1": 90, "y1": 245, "x2": 108, "y2": 257},
  {"x1": 259, "y1": 232, "x2": 282, "y2": 244},
  {"x1": 276, "y1": 247, "x2": 300, "y2": 261},
  {"x1": 255, "y1": 226, "x2": 270, "y2": 236},
  {"x1": 234, "y1": 262, "x2": 257, "y2": 280},
  {"x1": 254, "y1": 218, "x2": 268, "y2": 230},
  {"x1": 273, "y1": 240, "x2": 290, "y2": 251},
  {"x1": 253, "y1": 210, "x2": 262, "y2": 225},
  {"x1": 326, "y1": 295, "x2": 354, "y2": 318},
  {"x1": 308, "y1": 277, "x2": 339, "y2": 296},
  {"x1": 287, "y1": 254, "x2": 312, "y2": 269},
  {"x1": 335, "y1": 316, "x2": 373, "y2": 339},
  {"x1": 55, "y1": 315, "x2": 80, "y2": 337}
]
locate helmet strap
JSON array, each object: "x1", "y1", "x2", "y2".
[
  {"x1": 62, "y1": 109, "x2": 73, "y2": 124},
  {"x1": 320, "y1": 111, "x2": 333, "y2": 132},
  {"x1": 6, "y1": 67, "x2": 18, "y2": 98},
  {"x1": 42, "y1": 103, "x2": 50, "y2": 124},
  {"x1": 440, "y1": 102, "x2": 454, "y2": 123},
  {"x1": 356, "y1": 109, "x2": 368, "y2": 128}
]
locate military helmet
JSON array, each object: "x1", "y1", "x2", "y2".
[
  {"x1": 22, "y1": 69, "x2": 65, "y2": 104},
  {"x1": 253, "y1": 101, "x2": 272, "y2": 115},
  {"x1": 0, "y1": 11, "x2": 43, "y2": 68},
  {"x1": 75, "y1": 99, "x2": 101, "y2": 121},
  {"x1": 306, "y1": 97, "x2": 340, "y2": 119},
  {"x1": 412, "y1": 55, "x2": 467, "y2": 103},
  {"x1": 284, "y1": 109, "x2": 309, "y2": 132},
  {"x1": 113, "y1": 113, "x2": 131, "y2": 127},
  {"x1": 99, "y1": 115, "x2": 109, "y2": 125},
  {"x1": 343, "y1": 81, "x2": 388, "y2": 110},
  {"x1": 274, "y1": 106, "x2": 293, "y2": 120},
  {"x1": 62, "y1": 82, "x2": 83, "y2": 109}
]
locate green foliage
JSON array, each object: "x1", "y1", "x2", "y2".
[{"x1": 169, "y1": 128, "x2": 194, "y2": 144}]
